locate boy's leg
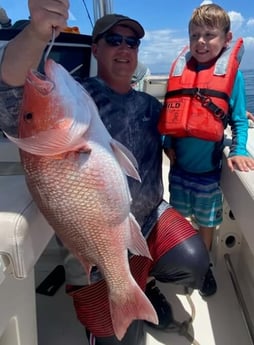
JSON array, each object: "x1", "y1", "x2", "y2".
[
  {"x1": 198, "y1": 226, "x2": 217, "y2": 297},
  {"x1": 199, "y1": 225, "x2": 215, "y2": 251},
  {"x1": 193, "y1": 186, "x2": 222, "y2": 298}
]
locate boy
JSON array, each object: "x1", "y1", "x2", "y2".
[{"x1": 162, "y1": 4, "x2": 254, "y2": 297}]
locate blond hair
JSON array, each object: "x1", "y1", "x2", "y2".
[{"x1": 189, "y1": 4, "x2": 231, "y2": 34}]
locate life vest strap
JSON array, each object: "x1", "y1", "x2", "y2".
[
  {"x1": 165, "y1": 88, "x2": 229, "y2": 102},
  {"x1": 165, "y1": 87, "x2": 229, "y2": 120}
]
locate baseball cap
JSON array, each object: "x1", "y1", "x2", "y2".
[{"x1": 92, "y1": 14, "x2": 145, "y2": 42}]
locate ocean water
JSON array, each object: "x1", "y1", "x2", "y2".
[{"x1": 242, "y1": 69, "x2": 254, "y2": 114}]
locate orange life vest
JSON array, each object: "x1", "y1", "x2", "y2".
[{"x1": 158, "y1": 38, "x2": 244, "y2": 141}]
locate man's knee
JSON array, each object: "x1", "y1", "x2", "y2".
[{"x1": 150, "y1": 234, "x2": 209, "y2": 288}]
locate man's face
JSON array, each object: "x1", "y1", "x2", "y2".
[{"x1": 92, "y1": 25, "x2": 139, "y2": 82}]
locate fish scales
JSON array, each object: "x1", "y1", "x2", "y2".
[{"x1": 6, "y1": 59, "x2": 158, "y2": 340}]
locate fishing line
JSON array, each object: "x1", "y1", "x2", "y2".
[
  {"x1": 43, "y1": 26, "x2": 83, "y2": 75},
  {"x1": 44, "y1": 27, "x2": 56, "y2": 63},
  {"x1": 159, "y1": 286, "x2": 201, "y2": 345},
  {"x1": 81, "y1": 0, "x2": 94, "y2": 28}
]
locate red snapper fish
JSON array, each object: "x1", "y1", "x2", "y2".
[{"x1": 6, "y1": 59, "x2": 158, "y2": 339}]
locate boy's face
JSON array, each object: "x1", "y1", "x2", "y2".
[{"x1": 189, "y1": 23, "x2": 232, "y2": 64}]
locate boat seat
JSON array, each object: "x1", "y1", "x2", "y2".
[
  {"x1": 0, "y1": 139, "x2": 54, "y2": 279},
  {"x1": 0, "y1": 174, "x2": 54, "y2": 278},
  {"x1": 0, "y1": 138, "x2": 54, "y2": 345},
  {"x1": 142, "y1": 75, "x2": 168, "y2": 103},
  {"x1": 221, "y1": 127, "x2": 254, "y2": 256}
]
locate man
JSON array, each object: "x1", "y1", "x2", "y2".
[{"x1": 0, "y1": 1, "x2": 209, "y2": 344}]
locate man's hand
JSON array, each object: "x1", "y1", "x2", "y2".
[{"x1": 28, "y1": 0, "x2": 70, "y2": 42}]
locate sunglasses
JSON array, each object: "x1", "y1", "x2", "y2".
[{"x1": 102, "y1": 33, "x2": 141, "y2": 49}]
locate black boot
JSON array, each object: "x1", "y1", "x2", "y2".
[
  {"x1": 145, "y1": 279, "x2": 174, "y2": 329},
  {"x1": 199, "y1": 265, "x2": 217, "y2": 297}
]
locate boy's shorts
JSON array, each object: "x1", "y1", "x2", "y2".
[{"x1": 169, "y1": 166, "x2": 223, "y2": 227}]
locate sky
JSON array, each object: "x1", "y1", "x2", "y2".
[{"x1": 1, "y1": 0, "x2": 254, "y2": 73}]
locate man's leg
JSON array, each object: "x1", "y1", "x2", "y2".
[
  {"x1": 144, "y1": 207, "x2": 209, "y2": 329},
  {"x1": 149, "y1": 234, "x2": 209, "y2": 287},
  {"x1": 147, "y1": 207, "x2": 209, "y2": 288},
  {"x1": 66, "y1": 208, "x2": 209, "y2": 343},
  {"x1": 66, "y1": 255, "x2": 151, "y2": 345}
]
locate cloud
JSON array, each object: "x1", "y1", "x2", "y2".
[
  {"x1": 199, "y1": 0, "x2": 213, "y2": 5},
  {"x1": 68, "y1": 10, "x2": 76, "y2": 21},
  {"x1": 246, "y1": 18, "x2": 254, "y2": 28},
  {"x1": 228, "y1": 11, "x2": 244, "y2": 33},
  {"x1": 140, "y1": 29, "x2": 188, "y2": 73}
]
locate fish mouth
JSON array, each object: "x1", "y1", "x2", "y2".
[
  {"x1": 27, "y1": 69, "x2": 55, "y2": 95},
  {"x1": 27, "y1": 69, "x2": 46, "y2": 82}
]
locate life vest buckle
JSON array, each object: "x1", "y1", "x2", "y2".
[{"x1": 195, "y1": 88, "x2": 226, "y2": 120}]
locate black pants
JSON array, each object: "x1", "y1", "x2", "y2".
[
  {"x1": 86, "y1": 320, "x2": 145, "y2": 345},
  {"x1": 85, "y1": 234, "x2": 209, "y2": 345}
]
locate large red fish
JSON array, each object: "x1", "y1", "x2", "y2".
[{"x1": 6, "y1": 59, "x2": 158, "y2": 339}]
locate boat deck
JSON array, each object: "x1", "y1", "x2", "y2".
[
  {"x1": 35, "y1": 157, "x2": 252, "y2": 345},
  {"x1": 35, "y1": 243, "x2": 251, "y2": 345}
]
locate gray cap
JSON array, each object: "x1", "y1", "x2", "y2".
[{"x1": 92, "y1": 14, "x2": 145, "y2": 42}]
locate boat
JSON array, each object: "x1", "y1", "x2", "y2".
[{"x1": 0, "y1": 1, "x2": 254, "y2": 344}]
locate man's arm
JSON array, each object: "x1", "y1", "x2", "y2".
[{"x1": 0, "y1": 0, "x2": 69, "y2": 86}]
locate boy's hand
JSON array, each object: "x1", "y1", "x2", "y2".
[
  {"x1": 246, "y1": 111, "x2": 254, "y2": 122},
  {"x1": 227, "y1": 155, "x2": 254, "y2": 172}
]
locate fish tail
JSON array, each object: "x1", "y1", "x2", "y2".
[{"x1": 109, "y1": 282, "x2": 158, "y2": 340}]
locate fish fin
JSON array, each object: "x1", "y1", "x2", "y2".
[
  {"x1": 80, "y1": 259, "x2": 93, "y2": 284},
  {"x1": 110, "y1": 139, "x2": 141, "y2": 182},
  {"x1": 127, "y1": 213, "x2": 152, "y2": 260},
  {"x1": 109, "y1": 279, "x2": 158, "y2": 340},
  {"x1": 85, "y1": 266, "x2": 94, "y2": 285},
  {"x1": 5, "y1": 129, "x2": 89, "y2": 156}
]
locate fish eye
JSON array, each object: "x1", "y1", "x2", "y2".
[{"x1": 24, "y1": 112, "x2": 33, "y2": 122}]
